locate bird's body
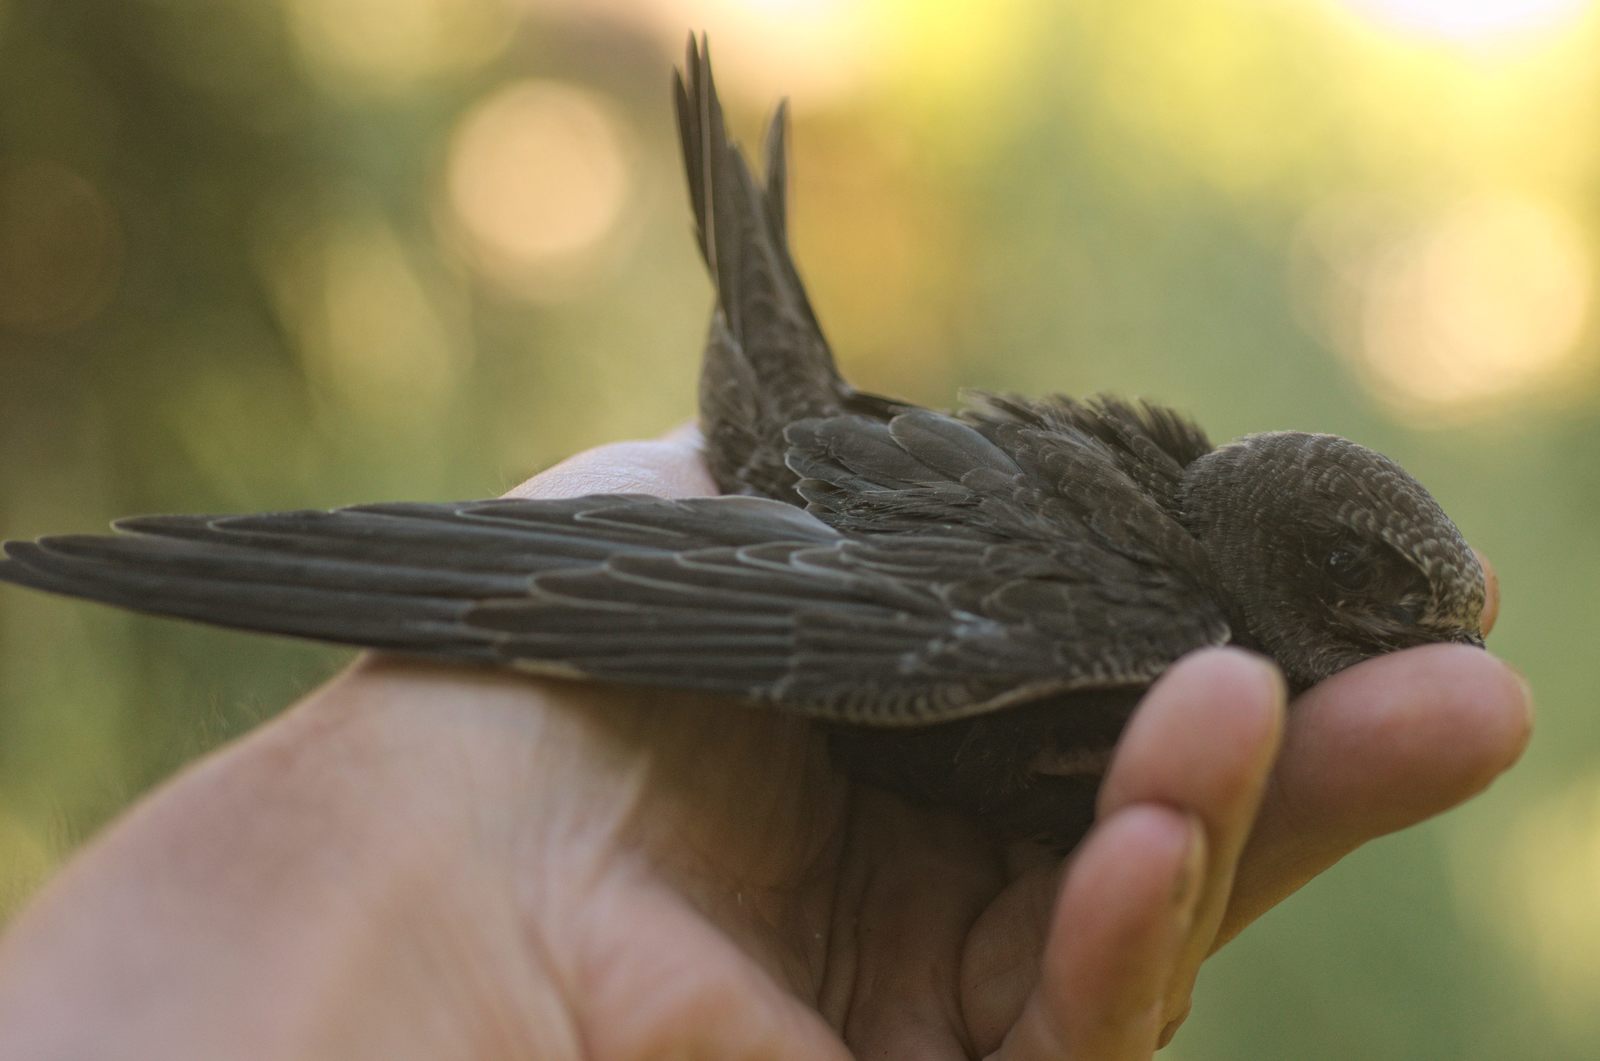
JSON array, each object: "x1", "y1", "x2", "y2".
[{"x1": 0, "y1": 39, "x2": 1489, "y2": 849}]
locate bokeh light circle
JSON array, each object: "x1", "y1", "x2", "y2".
[
  {"x1": 286, "y1": 0, "x2": 511, "y2": 92},
  {"x1": 1295, "y1": 194, "x2": 1592, "y2": 418},
  {"x1": 443, "y1": 80, "x2": 633, "y2": 300},
  {"x1": 0, "y1": 161, "x2": 123, "y2": 335},
  {"x1": 1339, "y1": 0, "x2": 1590, "y2": 41}
]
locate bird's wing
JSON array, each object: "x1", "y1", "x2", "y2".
[
  {"x1": 0, "y1": 493, "x2": 1228, "y2": 726},
  {"x1": 786, "y1": 406, "x2": 1216, "y2": 577}
]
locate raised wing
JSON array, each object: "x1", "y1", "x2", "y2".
[{"x1": 0, "y1": 492, "x2": 1228, "y2": 726}]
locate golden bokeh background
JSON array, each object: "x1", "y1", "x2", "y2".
[{"x1": 2, "y1": 1, "x2": 1599, "y2": 1055}]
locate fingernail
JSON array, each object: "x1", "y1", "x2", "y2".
[
  {"x1": 1508, "y1": 662, "x2": 1535, "y2": 732},
  {"x1": 1473, "y1": 548, "x2": 1499, "y2": 637}
]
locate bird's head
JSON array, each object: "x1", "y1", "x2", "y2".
[{"x1": 1178, "y1": 432, "x2": 1488, "y2": 692}]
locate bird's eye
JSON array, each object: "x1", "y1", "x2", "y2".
[{"x1": 1324, "y1": 545, "x2": 1373, "y2": 591}]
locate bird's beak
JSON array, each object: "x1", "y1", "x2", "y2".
[{"x1": 1473, "y1": 548, "x2": 1499, "y2": 637}]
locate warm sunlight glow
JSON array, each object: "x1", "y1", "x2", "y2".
[
  {"x1": 1340, "y1": 0, "x2": 1591, "y2": 41},
  {"x1": 518, "y1": 0, "x2": 876, "y2": 103},
  {"x1": 444, "y1": 81, "x2": 633, "y2": 300},
  {"x1": 1295, "y1": 194, "x2": 1592, "y2": 418},
  {"x1": 317, "y1": 220, "x2": 466, "y2": 406},
  {"x1": 260, "y1": 213, "x2": 467, "y2": 417},
  {"x1": 285, "y1": 0, "x2": 510, "y2": 93}
]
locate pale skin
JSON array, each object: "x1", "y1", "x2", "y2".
[{"x1": 0, "y1": 431, "x2": 1529, "y2": 1059}]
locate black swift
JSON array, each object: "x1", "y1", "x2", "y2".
[{"x1": 0, "y1": 38, "x2": 1489, "y2": 848}]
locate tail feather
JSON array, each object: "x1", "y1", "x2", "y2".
[
  {"x1": 762, "y1": 97, "x2": 790, "y2": 240},
  {"x1": 674, "y1": 35, "x2": 822, "y2": 344},
  {"x1": 673, "y1": 34, "x2": 858, "y2": 497}
]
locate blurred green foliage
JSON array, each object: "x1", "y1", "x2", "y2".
[{"x1": 2, "y1": 1, "x2": 1599, "y2": 1057}]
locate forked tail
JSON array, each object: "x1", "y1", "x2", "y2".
[{"x1": 673, "y1": 35, "x2": 898, "y2": 498}]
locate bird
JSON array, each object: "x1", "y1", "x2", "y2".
[{"x1": 0, "y1": 37, "x2": 1492, "y2": 849}]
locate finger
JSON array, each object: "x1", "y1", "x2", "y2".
[
  {"x1": 1216, "y1": 644, "x2": 1531, "y2": 948},
  {"x1": 504, "y1": 425, "x2": 714, "y2": 501},
  {"x1": 1094, "y1": 648, "x2": 1287, "y2": 1045},
  {"x1": 991, "y1": 805, "x2": 1203, "y2": 1061}
]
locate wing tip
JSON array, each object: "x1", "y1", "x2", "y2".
[
  {"x1": 0, "y1": 548, "x2": 31, "y2": 587},
  {"x1": 0, "y1": 538, "x2": 84, "y2": 598}
]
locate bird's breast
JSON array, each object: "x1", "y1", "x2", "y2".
[{"x1": 825, "y1": 686, "x2": 1143, "y2": 850}]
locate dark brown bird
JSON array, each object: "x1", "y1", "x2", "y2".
[{"x1": 0, "y1": 38, "x2": 1490, "y2": 848}]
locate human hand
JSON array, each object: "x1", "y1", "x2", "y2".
[
  {"x1": 491, "y1": 432, "x2": 1531, "y2": 1058},
  {"x1": 0, "y1": 431, "x2": 1530, "y2": 1060}
]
